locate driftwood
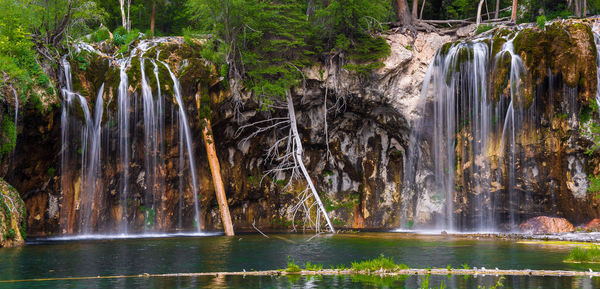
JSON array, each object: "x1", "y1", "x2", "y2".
[{"x1": 2, "y1": 268, "x2": 600, "y2": 284}]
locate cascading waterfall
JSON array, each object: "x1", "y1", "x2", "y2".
[
  {"x1": 592, "y1": 22, "x2": 600, "y2": 110},
  {"x1": 59, "y1": 40, "x2": 204, "y2": 235},
  {"x1": 117, "y1": 60, "x2": 131, "y2": 233},
  {"x1": 11, "y1": 87, "x2": 18, "y2": 137},
  {"x1": 405, "y1": 31, "x2": 530, "y2": 232},
  {"x1": 160, "y1": 60, "x2": 202, "y2": 232},
  {"x1": 496, "y1": 34, "x2": 527, "y2": 230}
]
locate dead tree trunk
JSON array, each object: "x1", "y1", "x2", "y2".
[
  {"x1": 511, "y1": 0, "x2": 517, "y2": 22},
  {"x1": 202, "y1": 118, "x2": 235, "y2": 236},
  {"x1": 476, "y1": 0, "x2": 485, "y2": 26},
  {"x1": 119, "y1": 0, "x2": 126, "y2": 28},
  {"x1": 396, "y1": 0, "x2": 413, "y2": 26},
  {"x1": 419, "y1": 0, "x2": 426, "y2": 19},
  {"x1": 286, "y1": 93, "x2": 335, "y2": 233}
]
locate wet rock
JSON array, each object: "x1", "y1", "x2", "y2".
[{"x1": 519, "y1": 216, "x2": 574, "y2": 234}]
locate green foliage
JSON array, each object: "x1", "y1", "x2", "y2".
[
  {"x1": 286, "y1": 256, "x2": 302, "y2": 272},
  {"x1": 47, "y1": 167, "x2": 56, "y2": 177},
  {"x1": 90, "y1": 27, "x2": 111, "y2": 42},
  {"x1": 113, "y1": 28, "x2": 142, "y2": 52},
  {"x1": 187, "y1": 0, "x2": 391, "y2": 109},
  {"x1": 0, "y1": 118, "x2": 16, "y2": 158},
  {"x1": 536, "y1": 15, "x2": 547, "y2": 29},
  {"x1": 3, "y1": 228, "x2": 15, "y2": 240},
  {"x1": 588, "y1": 175, "x2": 600, "y2": 199},
  {"x1": 350, "y1": 254, "x2": 408, "y2": 271},
  {"x1": 304, "y1": 262, "x2": 323, "y2": 271},
  {"x1": 565, "y1": 245, "x2": 600, "y2": 263},
  {"x1": 140, "y1": 205, "x2": 156, "y2": 230},
  {"x1": 461, "y1": 263, "x2": 470, "y2": 269},
  {"x1": 476, "y1": 25, "x2": 493, "y2": 35}
]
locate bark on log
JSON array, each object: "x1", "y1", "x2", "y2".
[{"x1": 202, "y1": 118, "x2": 235, "y2": 236}]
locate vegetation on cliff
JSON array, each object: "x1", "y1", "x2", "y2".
[{"x1": 0, "y1": 178, "x2": 26, "y2": 247}]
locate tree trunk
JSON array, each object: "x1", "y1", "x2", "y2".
[
  {"x1": 127, "y1": 0, "x2": 131, "y2": 32},
  {"x1": 412, "y1": 0, "x2": 418, "y2": 19},
  {"x1": 396, "y1": 0, "x2": 412, "y2": 26},
  {"x1": 202, "y1": 118, "x2": 235, "y2": 236},
  {"x1": 584, "y1": 0, "x2": 587, "y2": 16},
  {"x1": 476, "y1": 0, "x2": 485, "y2": 26},
  {"x1": 286, "y1": 93, "x2": 335, "y2": 233},
  {"x1": 151, "y1": 2, "x2": 156, "y2": 37},
  {"x1": 419, "y1": 0, "x2": 426, "y2": 20},
  {"x1": 119, "y1": 0, "x2": 126, "y2": 28},
  {"x1": 511, "y1": 0, "x2": 517, "y2": 22},
  {"x1": 494, "y1": 0, "x2": 500, "y2": 19},
  {"x1": 575, "y1": 0, "x2": 580, "y2": 17}
]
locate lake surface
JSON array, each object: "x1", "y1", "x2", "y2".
[{"x1": 1, "y1": 232, "x2": 599, "y2": 288}]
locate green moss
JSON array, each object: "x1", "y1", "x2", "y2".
[{"x1": 0, "y1": 118, "x2": 16, "y2": 158}]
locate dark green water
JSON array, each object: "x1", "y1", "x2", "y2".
[{"x1": 1, "y1": 233, "x2": 598, "y2": 288}]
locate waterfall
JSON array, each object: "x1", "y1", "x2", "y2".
[
  {"x1": 59, "y1": 39, "x2": 206, "y2": 235},
  {"x1": 405, "y1": 31, "x2": 529, "y2": 232},
  {"x1": 160, "y1": 60, "x2": 202, "y2": 232},
  {"x1": 11, "y1": 87, "x2": 18, "y2": 137},
  {"x1": 593, "y1": 22, "x2": 600, "y2": 111},
  {"x1": 117, "y1": 60, "x2": 131, "y2": 234},
  {"x1": 140, "y1": 57, "x2": 159, "y2": 230},
  {"x1": 80, "y1": 85, "x2": 104, "y2": 233},
  {"x1": 496, "y1": 33, "x2": 526, "y2": 230}
]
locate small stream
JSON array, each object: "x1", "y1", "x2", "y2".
[{"x1": 1, "y1": 233, "x2": 599, "y2": 288}]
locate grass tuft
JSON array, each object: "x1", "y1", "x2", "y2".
[
  {"x1": 565, "y1": 245, "x2": 600, "y2": 263},
  {"x1": 351, "y1": 254, "x2": 408, "y2": 271}
]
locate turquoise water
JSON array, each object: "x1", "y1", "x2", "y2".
[{"x1": 0, "y1": 233, "x2": 598, "y2": 288}]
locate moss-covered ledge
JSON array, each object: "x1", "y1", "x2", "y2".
[{"x1": 0, "y1": 178, "x2": 26, "y2": 248}]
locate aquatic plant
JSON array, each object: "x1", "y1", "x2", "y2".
[
  {"x1": 304, "y1": 262, "x2": 324, "y2": 271},
  {"x1": 285, "y1": 256, "x2": 301, "y2": 273},
  {"x1": 351, "y1": 254, "x2": 408, "y2": 271},
  {"x1": 565, "y1": 245, "x2": 600, "y2": 263}
]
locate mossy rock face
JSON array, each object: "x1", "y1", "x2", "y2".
[
  {"x1": 0, "y1": 178, "x2": 26, "y2": 248},
  {"x1": 512, "y1": 22, "x2": 597, "y2": 103},
  {"x1": 69, "y1": 37, "x2": 224, "y2": 122}
]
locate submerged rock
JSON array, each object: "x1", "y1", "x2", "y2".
[{"x1": 519, "y1": 216, "x2": 574, "y2": 234}]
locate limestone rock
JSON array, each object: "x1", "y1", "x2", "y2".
[
  {"x1": 519, "y1": 216, "x2": 574, "y2": 234},
  {"x1": 456, "y1": 24, "x2": 477, "y2": 37}
]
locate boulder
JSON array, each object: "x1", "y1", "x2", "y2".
[
  {"x1": 584, "y1": 218, "x2": 600, "y2": 232},
  {"x1": 456, "y1": 24, "x2": 477, "y2": 37},
  {"x1": 519, "y1": 216, "x2": 574, "y2": 234}
]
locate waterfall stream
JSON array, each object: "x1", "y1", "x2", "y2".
[
  {"x1": 59, "y1": 40, "x2": 203, "y2": 235},
  {"x1": 404, "y1": 30, "x2": 540, "y2": 232}
]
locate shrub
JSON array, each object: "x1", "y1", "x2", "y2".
[
  {"x1": 476, "y1": 24, "x2": 493, "y2": 35},
  {"x1": 536, "y1": 15, "x2": 547, "y2": 30}
]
